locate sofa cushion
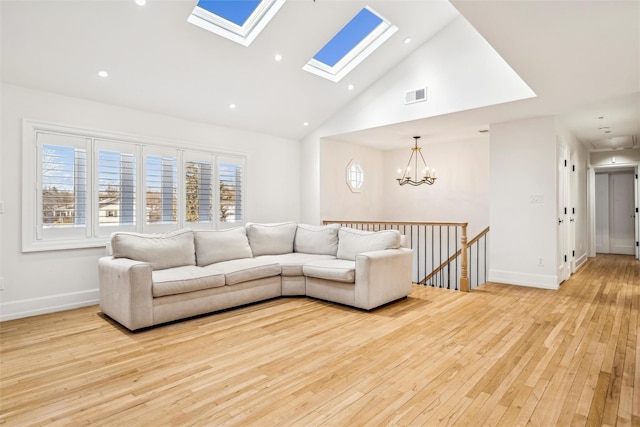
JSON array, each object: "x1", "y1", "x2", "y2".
[
  {"x1": 152, "y1": 266, "x2": 225, "y2": 297},
  {"x1": 336, "y1": 228, "x2": 401, "y2": 261},
  {"x1": 111, "y1": 228, "x2": 195, "y2": 270},
  {"x1": 303, "y1": 259, "x2": 356, "y2": 283},
  {"x1": 257, "y1": 253, "x2": 336, "y2": 276},
  {"x1": 194, "y1": 228, "x2": 253, "y2": 266},
  {"x1": 246, "y1": 222, "x2": 297, "y2": 256},
  {"x1": 205, "y1": 258, "x2": 281, "y2": 286},
  {"x1": 294, "y1": 223, "x2": 340, "y2": 256}
]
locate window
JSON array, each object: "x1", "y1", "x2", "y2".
[
  {"x1": 219, "y1": 157, "x2": 244, "y2": 224},
  {"x1": 144, "y1": 147, "x2": 178, "y2": 231},
  {"x1": 184, "y1": 151, "x2": 214, "y2": 226},
  {"x1": 303, "y1": 6, "x2": 398, "y2": 82},
  {"x1": 38, "y1": 133, "x2": 89, "y2": 242},
  {"x1": 346, "y1": 159, "x2": 363, "y2": 193},
  {"x1": 23, "y1": 120, "x2": 247, "y2": 251},
  {"x1": 187, "y1": 0, "x2": 286, "y2": 47},
  {"x1": 96, "y1": 141, "x2": 137, "y2": 235}
]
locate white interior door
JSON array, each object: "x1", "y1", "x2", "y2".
[
  {"x1": 557, "y1": 143, "x2": 569, "y2": 283},
  {"x1": 569, "y1": 149, "x2": 577, "y2": 272},
  {"x1": 610, "y1": 172, "x2": 635, "y2": 255},
  {"x1": 595, "y1": 173, "x2": 610, "y2": 253}
]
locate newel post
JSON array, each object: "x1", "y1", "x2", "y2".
[{"x1": 460, "y1": 223, "x2": 469, "y2": 292}]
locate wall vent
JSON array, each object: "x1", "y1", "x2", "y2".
[{"x1": 405, "y1": 87, "x2": 427, "y2": 105}]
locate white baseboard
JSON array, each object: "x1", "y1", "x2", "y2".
[
  {"x1": 575, "y1": 254, "x2": 589, "y2": 271},
  {"x1": 488, "y1": 270, "x2": 559, "y2": 290},
  {"x1": 0, "y1": 289, "x2": 99, "y2": 322}
]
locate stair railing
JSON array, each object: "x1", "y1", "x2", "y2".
[{"x1": 323, "y1": 220, "x2": 489, "y2": 292}]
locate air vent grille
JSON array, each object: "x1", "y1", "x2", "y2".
[{"x1": 405, "y1": 87, "x2": 427, "y2": 105}]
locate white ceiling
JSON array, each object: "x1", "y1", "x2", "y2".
[
  {"x1": 2, "y1": 0, "x2": 639, "y2": 151},
  {"x1": 0, "y1": 0, "x2": 459, "y2": 140}
]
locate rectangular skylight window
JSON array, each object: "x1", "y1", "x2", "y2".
[
  {"x1": 196, "y1": 1, "x2": 262, "y2": 26},
  {"x1": 303, "y1": 6, "x2": 397, "y2": 83},
  {"x1": 188, "y1": 0, "x2": 285, "y2": 47},
  {"x1": 313, "y1": 8, "x2": 383, "y2": 67}
]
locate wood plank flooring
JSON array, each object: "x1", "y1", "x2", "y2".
[{"x1": 1, "y1": 254, "x2": 638, "y2": 426}]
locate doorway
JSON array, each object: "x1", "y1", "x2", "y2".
[{"x1": 595, "y1": 169, "x2": 636, "y2": 255}]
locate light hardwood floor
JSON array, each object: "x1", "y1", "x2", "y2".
[{"x1": 1, "y1": 254, "x2": 638, "y2": 426}]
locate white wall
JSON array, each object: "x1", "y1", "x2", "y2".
[
  {"x1": 300, "y1": 130, "x2": 322, "y2": 225},
  {"x1": 489, "y1": 116, "x2": 559, "y2": 289},
  {"x1": 319, "y1": 139, "x2": 384, "y2": 222},
  {"x1": 0, "y1": 83, "x2": 301, "y2": 320},
  {"x1": 316, "y1": 135, "x2": 490, "y2": 238},
  {"x1": 383, "y1": 136, "x2": 490, "y2": 239},
  {"x1": 299, "y1": 14, "x2": 534, "y2": 222}
]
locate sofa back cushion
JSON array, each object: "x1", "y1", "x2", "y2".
[
  {"x1": 246, "y1": 222, "x2": 297, "y2": 256},
  {"x1": 294, "y1": 223, "x2": 340, "y2": 256},
  {"x1": 194, "y1": 227, "x2": 253, "y2": 266},
  {"x1": 336, "y1": 227, "x2": 401, "y2": 261},
  {"x1": 111, "y1": 228, "x2": 196, "y2": 270}
]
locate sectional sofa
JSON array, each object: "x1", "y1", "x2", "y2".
[{"x1": 98, "y1": 222, "x2": 413, "y2": 331}]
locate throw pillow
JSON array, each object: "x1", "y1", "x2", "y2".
[
  {"x1": 246, "y1": 222, "x2": 297, "y2": 256},
  {"x1": 336, "y1": 227, "x2": 401, "y2": 261},
  {"x1": 194, "y1": 228, "x2": 253, "y2": 266},
  {"x1": 111, "y1": 228, "x2": 196, "y2": 270},
  {"x1": 294, "y1": 223, "x2": 340, "y2": 256}
]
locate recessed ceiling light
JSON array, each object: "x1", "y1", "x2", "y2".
[
  {"x1": 229, "y1": 103, "x2": 236, "y2": 109},
  {"x1": 97, "y1": 70, "x2": 109, "y2": 78},
  {"x1": 403, "y1": 37, "x2": 412, "y2": 44},
  {"x1": 347, "y1": 84, "x2": 355, "y2": 91},
  {"x1": 303, "y1": 122, "x2": 309, "y2": 127},
  {"x1": 135, "y1": 0, "x2": 146, "y2": 5},
  {"x1": 274, "y1": 54, "x2": 282, "y2": 62}
]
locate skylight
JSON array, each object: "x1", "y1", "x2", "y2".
[
  {"x1": 303, "y1": 6, "x2": 398, "y2": 83},
  {"x1": 187, "y1": 0, "x2": 285, "y2": 47}
]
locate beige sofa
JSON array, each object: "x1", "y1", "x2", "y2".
[{"x1": 99, "y1": 222, "x2": 413, "y2": 331}]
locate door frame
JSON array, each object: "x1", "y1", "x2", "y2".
[
  {"x1": 557, "y1": 143, "x2": 570, "y2": 284},
  {"x1": 589, "y1": 163, "x2": 639, "y2": 259}
]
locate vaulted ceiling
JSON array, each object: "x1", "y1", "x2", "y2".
[{"x1": 2, "y1": 0, "x2": 638, "y2": 151}]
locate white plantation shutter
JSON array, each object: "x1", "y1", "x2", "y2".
[
  {"x1": 218, "y1": 156, "x2": 244, "y2": 226},
  {"x1": 37, "y1": 132, "x2": 89, "y2": 241},
  {"x1": 144, "y1": 147, "x2": 178, "y2": 232},
  {"x1": 95, "y1": 140, "x2": 137, "y2": 235},
  {"x1": 184, "y1": 151, "x2": 215, "y2": 228},
  {"x1": 24, "y1": 120, "x2": 247, "y2": 251}
]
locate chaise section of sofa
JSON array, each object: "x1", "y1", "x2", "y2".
[{"x1": 99, "y1": 223, "x2": 413, "y2": 331}]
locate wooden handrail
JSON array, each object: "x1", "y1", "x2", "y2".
[
  {"x1": 324, "y1": 220, "x2": 469, "y2": 228},
  {"x1": 468, "y1": 226, "x2": 490, "y2": 246}
]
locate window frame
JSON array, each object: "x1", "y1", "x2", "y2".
[
  {"x1": 142, "y1": 146, "x2": 181, "y2": 233},
  {"x1": 22, "y1": 119, "x2": 248, "y2": 252},
  {"x1": 302, "y1": 6, "x2": 398, "y2": 83},
  {"x1": 218, "y1": 155, "x2": 246, "y2": 228},
  {"x1": 183, "y1": 150, "x2": 216, "y2": 230}
]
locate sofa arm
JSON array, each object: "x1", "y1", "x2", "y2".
[
  {"x1": 354, "y1": 248, "x2": 413, "y2": 310},
  {"x1": 98, "y1": 256, "x2": 154, "y2": 331}
]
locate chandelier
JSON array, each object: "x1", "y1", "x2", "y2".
[{"x1": 396, "y1": 136, "x2": 437, "y2": 186}]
